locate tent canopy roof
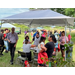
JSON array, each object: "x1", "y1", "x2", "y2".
[
  {"x1": 1, "y1": 9, "x2": 74, "y2": 26},
  {"x1": 1, "y1": 23, "x2": 16, "y2": 28}
]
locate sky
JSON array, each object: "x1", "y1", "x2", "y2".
[{"x1": 0, "y1": 8, "x2": 29, "y2": 19}]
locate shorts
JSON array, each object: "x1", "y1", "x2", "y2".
[{"x1": 60, "y1": 45, "x2": 65, "y2": 50}]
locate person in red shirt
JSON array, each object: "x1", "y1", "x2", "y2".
[
  {"x1": 42, "y1": 30, "x2": 47, "y2": 37},
  {"x1": 4, "y1": 28, "x2": 9, "y2": 53},
  {"x1": 68, "y1": 34, "x2": 71, "y2": 42}
]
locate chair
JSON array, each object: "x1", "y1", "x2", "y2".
[
  {"x1": 16, "y1": 50, "x2": 28, "y2": 66},
  {"x1": 32, "y1": 52, "x2": 38, "y2": 67}
]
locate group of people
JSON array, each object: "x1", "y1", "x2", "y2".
[
  {"x1": 0, "y1": 27, "x2": 72, "y2": 66},
  {"x1": 22, "y1": 31, "x2": 56, "y2": 66},
  {"x1": 22, "y1": 29, "x2": 72, "y2": 66},
  {"x1": 0, "y1": 28, "x2": 18, "y2": 65},
  {"x1": 0, "y1": 28, "x2": 10, "y2": 54}
]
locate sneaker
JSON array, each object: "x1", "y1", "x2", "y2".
[
  {"x1": 0, "y1": 54, "x2": 3, "y2": 55},
  {"x1": 10, "y1": 62, "x2": 13, "y2": 65},
  {"x1": 5, "y1": 50, "x2": 8, "y2": 53}
]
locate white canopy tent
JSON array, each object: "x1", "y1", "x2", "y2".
[
  {"x1": 0, "y1": 9, "x2": 74, "y2": 26},
  {"x1": 1, "y1": 23, "x2": 16, "y2": 28},
  {"x1": 0, "y1": 9, "x2": 75, "y2": 61}
]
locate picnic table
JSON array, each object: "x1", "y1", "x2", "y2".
[
  {"x1": 30, "y1": 47, "x2": 39, "y2": 53},
  {"x1": 21, "y1": 47, "x2": 39, "y2": 53}
]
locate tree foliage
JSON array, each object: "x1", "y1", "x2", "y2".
[
  {"x1": 29, "y1": 8, "x2": 75, "y2": 17},
  {"x1": 64, "y1": 8, "x2": 75, "y2": 17}
]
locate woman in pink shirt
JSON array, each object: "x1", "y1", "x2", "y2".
[{"x1": 59, "y1": 31, "x2": 68, "y2": 61}]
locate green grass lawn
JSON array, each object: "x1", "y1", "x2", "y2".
[{"x1": 0, "y1": 25, "x2": 75, "y2": 67}]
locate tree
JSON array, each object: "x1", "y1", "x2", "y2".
[
  {"x1": 29, "y1": 8, "x2": 75, "y2": 17},
  {"x1": 50, "y1": 8, "x2": 65, "y2": 15},
  {"x1": 64, "y1": 8, "x2": 75, "y2": 17}
]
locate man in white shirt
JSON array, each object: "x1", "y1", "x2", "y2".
[{"x1": 7, "y1": 27, "x2": 18, "y2": 65}]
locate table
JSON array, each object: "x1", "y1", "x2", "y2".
[
  {"x1": 21, "y1": 47, "x2": 39, "y2": 53},
  {"x1": 30, "y1": 47, "x2": 39, "y2": 53}
]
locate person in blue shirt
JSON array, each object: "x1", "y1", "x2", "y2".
[
  {"x1": 33, "y1": 31, "x2": 39, "y2": 38},
  {"x1": 54, "y1": 30, "x2": 59, "y2": 56},
  {"x1": 59, "y1": 31, "x2": 61, "y2": 37}
]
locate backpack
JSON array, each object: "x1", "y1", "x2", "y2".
[{"x1": 24, "y1": 60, "x2": 30, "y2": 67}]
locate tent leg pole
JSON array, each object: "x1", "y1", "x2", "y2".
[
  {"x1": 28, "y1": 20, "x2": 33, "y2": 38},
  {"x1": 29, "y1": 20, "x2": 33, "y2": 28},
  {"x1": 69, "y1": 27, "x2": 71, "y2": 43},
  {"x1": 64, "y1": 26, "x2": 67, "y2": 67},
  {"x1": 64, "y1": 19, "x2": 68, "y2": 67}
]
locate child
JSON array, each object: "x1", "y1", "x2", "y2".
[
  {"x1": 22, "y1": 39, "x2": 36, "y2": 61},
  {"x1": 38, "y1": 35, "x2": 48, "y2": 67},
  {"x1": 23, "y1": 36, "x2": 31, "y2": 44}
]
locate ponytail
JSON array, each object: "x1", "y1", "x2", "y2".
[
  {"x1": 39, "y1": 36, "x2": 46, "y2": 43},
  {"x1": 25, "y1": 39, "x2": 28, "y2": 44},
  {"x1": 50, "y1": 34, "x2": 57, "y2": 43}
]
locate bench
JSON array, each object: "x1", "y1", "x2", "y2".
[
  {"x1": 16, "y1": 50, "x2": 28, "y2": 66},
  {"x1": 32, "y1": 52, "x2": 38, "y2": 67}
]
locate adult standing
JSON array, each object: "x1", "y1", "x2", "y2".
[
  {"x1": 8, "y1": 30, "x2": 10, "y2": 34},
  {"x1": 54, "y1": 30, "x2": 59, "y2": 41},
  {"x1": 31, "y1": 31, "x2": 33, "y2": 39},
  {"x1": 45, "y1": 35, "x2": 56, "y2": 58},
  {"x1": 7, "y1": 27, "x2": 18, "y2": 65},
  {"x1": 42, "y1": 30, "x2": 47, "y2": 37},
  {"x1": 32, "y1": 32, "x2": 40, "y2": 47},
  {"x1": 24, "y1": 30, "x2": 27, "y2": 35},
  {"x1": 59, "y1": 31, "x2": 61, "y2": 37},
  {"x1": 0, "y1": 29, "x2": 4, "y2": 55},
  {"x1": 8, "y1": 30, "x2": 10, "y2": 51},
  {"x1": 33, "y1": 31, "x2": 39, "y2": 38},
  {"x1": 59, "y1": 31, "x2": 68, "y2": 61},
  {"x1": 4, "y1": 28, "x2": 9, "y2": 53},
  {"x1": 50, "y1": 31, "x2": 52, "y2": 35},
  {"x1": 54, "y1": 30, "x2": 59, "y2": 55},
  {"x1": 47, "y1": 30, "x2": 50, "y2": 37}
]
